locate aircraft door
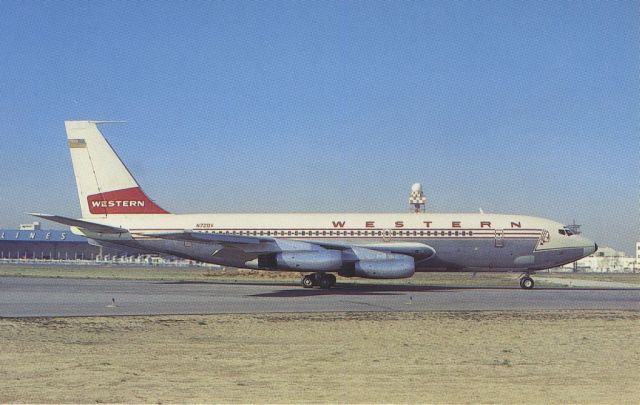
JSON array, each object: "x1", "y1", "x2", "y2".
[{"x1": 495, "y1": 229, "x2": 504, "y2": 247}]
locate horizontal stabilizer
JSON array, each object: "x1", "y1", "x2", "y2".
[
  {"x1": 149, "y1": 231, "x2": 273, "y2": 245},
  {"x1": 29, "y1": 213, "x2": 128, "y2": 234}
]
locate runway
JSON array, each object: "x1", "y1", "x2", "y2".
[{"x1": 1, "y1": 276, "x2": 638, "y2": 317}]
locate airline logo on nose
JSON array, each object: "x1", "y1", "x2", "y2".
[{"x1": 87, "y1": 187, "x2": 168, "y2": 215}]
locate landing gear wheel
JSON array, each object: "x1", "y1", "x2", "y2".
[
  {"x1": 301, "y1": 275, "x2": 314, "y2": 288},
  {"x1": 520, "y1": 276, "x2": 534, "y2": 290},
  {"x1": 325, "y1": 273, "x2": 336, "y2": 288},
  {"x1": 319, "y1": 274, "x2": 335, "y2": 289},
  {"x1": 319, "y1": 275, "x2": 331, "y2": 289}
]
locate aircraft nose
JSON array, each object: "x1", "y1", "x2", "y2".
[{"x1": 583, "y1": 242, "x2": 597, "y2": 257}]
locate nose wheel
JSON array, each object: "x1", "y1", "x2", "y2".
[
  {"x1": 519, "y1": 276, "x2": 535, "y2": 289},
  {"x1": 301, "y1": 273, "x2": 337, "y2": 289}
]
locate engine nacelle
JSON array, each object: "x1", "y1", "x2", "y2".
[
  {"x1": 354, "y1": 253, "x2": 415, "y2": 279},
  {"x1": 246, "y1": 240, "x2": 344, "y2": 271},
  {"x1": 339, "y1": 247, "x2": 415, "y2": 279},
  {"x1": 276, "y1": 250, "x2": 343, "y2": 271}
]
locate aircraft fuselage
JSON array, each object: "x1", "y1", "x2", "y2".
[{"x1": 74, "y1": 212, "x2": 596, "y2": 273}]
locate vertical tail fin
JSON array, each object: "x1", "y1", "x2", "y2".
[{"x1": 65, "y1": 121, "x2": 169, "y2": 218}]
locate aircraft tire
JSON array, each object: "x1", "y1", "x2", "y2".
[
  {"x1": 302, "y1": 275, "x2": 314, "y2": 288},
  {"x1": 319, "y1": 274, "x2": 333, "y2": 289},
  {"x1": 325, "y1": 273, "x2": 336, "y2": 287},
  {"x1": 520, "y1": 276, "x2": 534, "y2": 290}
]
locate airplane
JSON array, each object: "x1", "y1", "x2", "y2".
[{"x1": 32, "y1": 121, "x2": 598, "y2": 289}]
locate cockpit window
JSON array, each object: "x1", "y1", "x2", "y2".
[{"x1": 558, "y1": 228, "x2": 574, "y2": 236}]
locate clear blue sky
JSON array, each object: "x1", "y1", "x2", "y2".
[{"x1": 0, "y1": 1, "x2": 638, "y2": 253}]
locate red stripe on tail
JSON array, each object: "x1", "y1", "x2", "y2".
[{"x1": 87, "y1": 187, "x2": 169, "y2": 215}]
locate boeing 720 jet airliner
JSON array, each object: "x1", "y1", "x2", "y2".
[{"x1": 33, "y1": 121, "x2": 597, "y2": 289}]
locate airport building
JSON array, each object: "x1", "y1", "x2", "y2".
[
  {"x1": 0, "y1": 222, "x2": 183, "y2": 265},
  {"x1": 0, "y1": 222, "x2": 103, "y2": 260},
  {"x1": 560, "y1": 244, "x2": 638, "y2": 273}
]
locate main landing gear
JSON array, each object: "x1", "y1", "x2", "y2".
[
  {"x1": 301, "y1": 273, "x2": 337, "y2": 289},
  {"x1": 519, "y1": 275, "x2": 535, "y2": 289}
]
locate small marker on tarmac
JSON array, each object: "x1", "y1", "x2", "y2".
[{"x1": 106, "y1": 297, "x2": 118, "y2": 308}]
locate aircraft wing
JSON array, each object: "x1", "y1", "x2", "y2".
[
  {"x1": 148, "y1": 231, "x2": 274, "y2": 245},
  {"x1": 149, "y1": 231, "x2": 434, "y2": 259},
  {"x1": 145, "y1": 231, "x2": 289, "y2": 261},
  {"x1": 29, "y1": 213, "x2": 128, "y2": 234},
  {"x1": 28, "y1": 216, "x2": 435, "y2": 261},
  {"x1": 306, "y1": 239, "x2": 435, "y2": 260}
]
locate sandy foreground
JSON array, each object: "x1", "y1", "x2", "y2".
[{"x1": 1, "y1": 311, "x2": 638, "y2": 404}]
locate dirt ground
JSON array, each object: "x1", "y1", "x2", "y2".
[{"x1": 1, "y1": 311, "x2": 638, "y2": 403}]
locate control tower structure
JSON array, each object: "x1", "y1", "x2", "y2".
[{"x1": 409, "y1": 183, "x2": 426, "y2": 213}]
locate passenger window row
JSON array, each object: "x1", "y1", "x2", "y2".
[{"x1": 200, "y1": 229, "x2": 475, "y2": 237}]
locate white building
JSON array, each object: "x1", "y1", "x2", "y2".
[
  {"x1": 559, "y1": 243, "x2": 638, "y2": 273},
  {"x1": 19, "y1": 222, "x2": 41, "y2": 231}
]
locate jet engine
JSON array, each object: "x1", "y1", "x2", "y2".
[
  {"x1": 274, "y1": 250, "x2": 342, "y2": 271},
  {"x1": 340, "y1": 246, "x2": 415, "y2": 279},
  {"x1": 354, "y1": 254, "x2": 415, "y2": 279},
  {"x1": 246, "y1": 241, "x2": 417, "y2": 278},
  {"x1": 246, "y1": 240, "x2": 343, "y2": 272}
]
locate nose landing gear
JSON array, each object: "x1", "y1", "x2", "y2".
[
  {"x1": 301, "y1": 273, "x2": 337, "y2": 289},
  {"x1": 519, "y1": 275, "x2": 535, "y2": 289}
]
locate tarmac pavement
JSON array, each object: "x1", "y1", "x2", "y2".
[{"x1": 1, "y1": 276, "x2": 638, "y2": 317}]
